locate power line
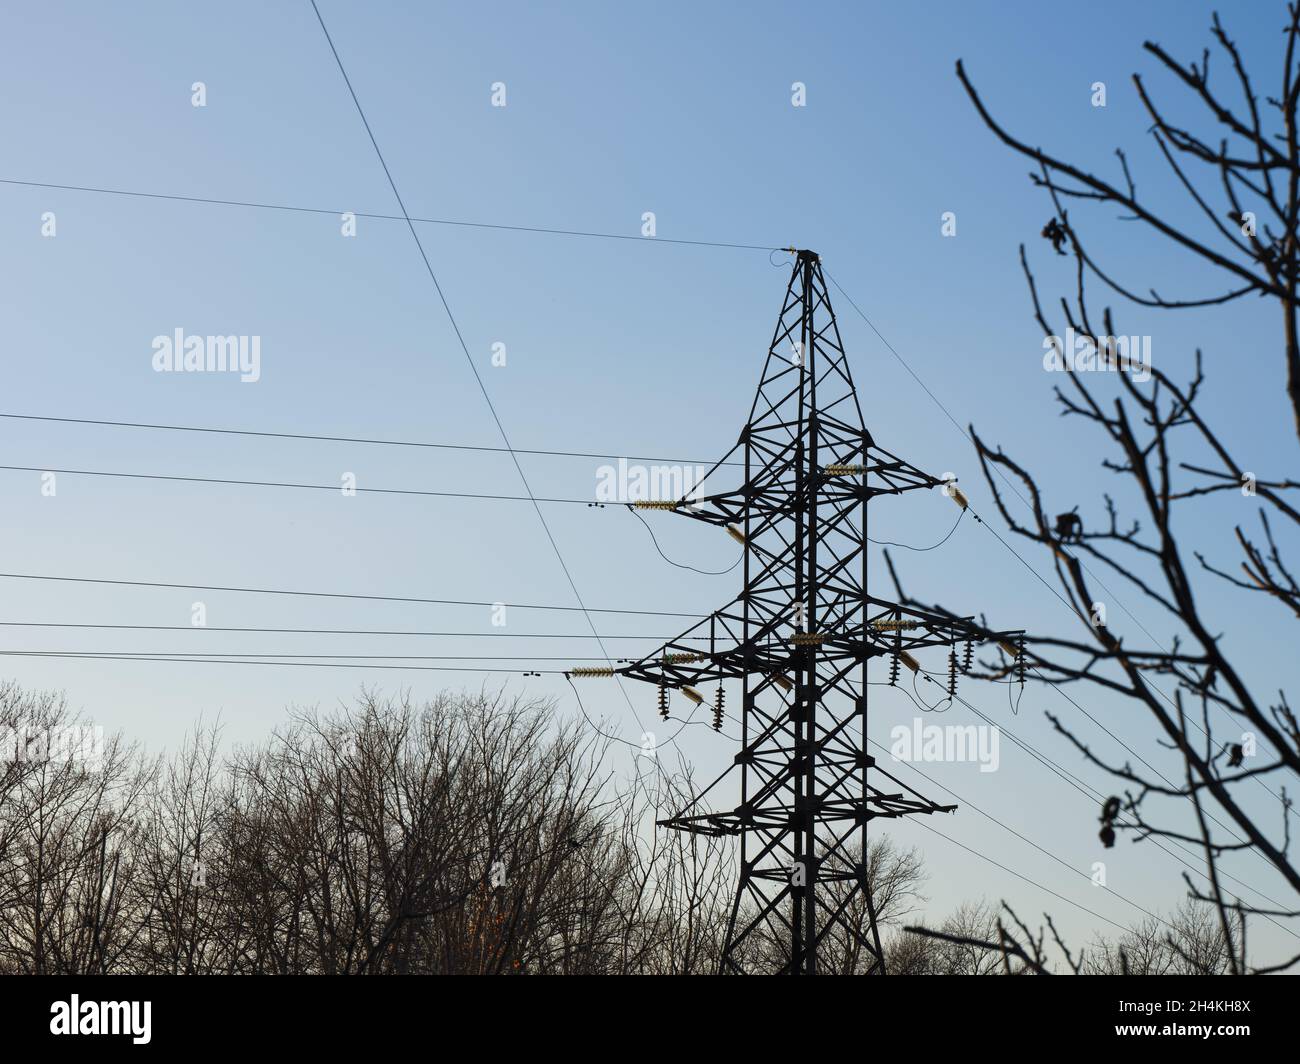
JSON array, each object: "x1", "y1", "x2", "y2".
[
  {"x1": 867, "y1": 684, "x2": 1297, "y2": 943},
  {"x1": 829, "y1": 271, "x2": 1300, "y2": 827},
  {"x1": 1, "y1": 163, "x2": 1261, "y2": 780},
  {"x1": 7, "y1": 197, "x2": 1261, "y2": 799},
  {"x1": 0, "y1": 571, "x2": 702, "y2": 618},
  {"x1": 942, "y1": 502, "x2": 1296, "y2": 844},
  {"x1": 830, "y1": 269, "x2": 1184, "y2": 651},
  {"x1": 308, "y1": 0, "x2": 658, "y2": 750},
  {"x1": 867, "y1": 508, "x2": 964, "y2": 551},
  {"x1": 17, "y1": 416, "x2": 1279, "y2": 868},
  {"x1": 12, "y1": 300, "x2": 1282, "y2": 934},
  {"x1": 0, "y1": 412, "x2": 742, "y2": 468},
  {"x1": 913, "y1": 819, "x2": 1134, "y2": 938},
  {"x1": 629, "y1": 506, "x2": 743, "y2": 576},
  {"x1": 3, "y1": 102, "x2": 1278, "y2": 949},
  {"x1": 865, "y1": 737, "x2": 1165, "y2": 930},
  {"x1": 0, "y1": 463, "x2": 599, "y2": 506},
  {"x1": 0, "y1": 177, "x2": 779, "y2": 252},
  {"x1": 899, "y1": 664, "x2": 1300, "y2": 935},
  {"x1": 891, "y1": 649, "x2": 1299, "y2": 945},
  {"x1": 0, "y1": 649, "x2": 709, "y2": 762},
  {"x1": 3, "y1": 632, "x2": 1261, "y2": 954},
  {"x1": 0, "y1": 650, "x2": 563, "y2": 674},
  {"x1": 0, "y1": 620, "x2": 706, "y2": 639},
  {"x1": 0, "y1": 651, "x2": 621, "y2": 661},
  {"x1": 3, "y1": 46, "x2": 1261, "y2": 967},
  {"x1": 11, "y1": 627, "x2": 1283, "y2": 935}
]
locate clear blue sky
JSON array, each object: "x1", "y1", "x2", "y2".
[{"x1": 1, "y1": 0, "x2": 1296, "y2": 964}]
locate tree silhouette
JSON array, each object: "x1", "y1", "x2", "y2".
[{"x1": 894, "y1": 4, "x2": 1300, "y2": 973}]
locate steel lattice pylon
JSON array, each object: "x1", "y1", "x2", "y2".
[{"x1": 610, "y1": 250, "x2": 1018, "y2": 974}]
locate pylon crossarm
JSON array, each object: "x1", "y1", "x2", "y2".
[
  {"x1": 864, "y1": 597, "x2": 1022, "y2": 657},
  {"x1": 631, "y1": 427, "x2": 939, "y2": 531},
  {"x1": 613, "y1": 591, "x2": 801, "y2": 688},
  {"x1": 655, "y1": 811, "x2": 741, "y2": 837},
  {"x1": 629, "y1": 492, "x2": 741, "y2": 527},
  {"x1": 868, "y1": 762, "x2": 960, "y2": 815},
  {"x1": 611, "y1": 602, "x2": 1020, "y2": 693}
]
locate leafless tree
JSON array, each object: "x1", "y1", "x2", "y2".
[
  {"x1": 0, "y1": 681, "x2": 150, "y2": 974},
  {"x1": 0, "y1": 682, "x2": 745, "y2": 974},
  {"x1": 889, "y1": 4, "x2": 1300, "y2": 973},
  {"x1": 1084, "y1": 898, "x2": 1238, "y2": 974}
]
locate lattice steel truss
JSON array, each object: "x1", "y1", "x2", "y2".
[{"x1": 615, "y1": 250, "x2": 1019, "y2": 974}]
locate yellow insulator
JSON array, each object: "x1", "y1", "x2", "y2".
[
  {"x1": 681, "y1": 686, "x2": 704, "y2": 705},
  {"x1": 569, "y1": 666, "x2": 615, "y2": 677},
  {"x1": 998, "y1": 640, "x2": 1020, "y2": 659},
  {"x1": 662, "y1": 652, "x2": 704, "y2": 664},
  {"x1": 899, "y1": 651, "x2": 920, "y2": 674},
  {"x1": 872, "y1": 619, "x2": 919, "y2": 631},
  {"x1": 790, "y1": 632, "x2": 825, "y2": 645},
  {"x1": 633, "y1": 500, "x2": 678, "y2": 510},
  {"x1": 771, "y1": 673, "x2": 793, "y2": 692},
  {"x1": 824, "y1": 463, "x2": 865, "y2": 476},
  {"x1": 726, "y1": 524, "x2": 747, "y2": 545},
  {"x1": 949, "y1": 486, "x2": 969, "y2": 510}
]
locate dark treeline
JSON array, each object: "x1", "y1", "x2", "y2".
[{"x1": 0, "y1": 680, "x2": 1232, "y2": 974}]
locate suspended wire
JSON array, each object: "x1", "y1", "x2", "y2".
[
  {"x1": 914, "y1": 819, "x2": 1136, "y2": 937},
  {"x1": 0, "y1": 571, "x2": 703, "y2": 618},
  {"x1": 0, "y1": 155, "x2": 1233, "y2": 754},
  {"x1": 11, "y1": 247, "x2": 1261, "y2": 803},
  {"x1": 909, "y1": 671, "x2": 950, "y2": 714},
  {"x1": 829, "y1": 270, "x2": 1298, "y2": 824},
  {"x1": 308, "y1": 0, "x2": 660, "y2": 752},
  {"x1": 629, "y1": 506, "x2": 742, "y2": 576},
  {"x1": 898, "y1": 665, "x2": 1300, "y2": 934},
  {"x1": 864, "y1": 737, "x2": 1168, "y2": 929},
  {"x1": 563, "y1": 673, "x2": 651, "y2": 752},
  {"x1": 830, "y1": 267, "x2": 1168, "y2": 646},
  {"x1": 0, "y1": 620, "x2": 707, "y2": 639},
  {"x1": 722, "y1": 692, "x2": 1294, "y2": 942},
  {"x1": 0, "y1": 650, "x2": 560, "y2": 674},
  {"x1": 965, "y1": 501, "x2": 1291, "y2": 827},
  {"x1": 564, "y1": 673, "x2": 713, "y2": 752},
  {"x1": 674, "y1": 715, "x2": 739, "y2": 742},
  {"x1": 0, "y1": 178, "x2": 780, "y2": 253},
  {"x1": 6, "y1": 130, "x2": 1286, "y2": 920},
  {"x1": 1008, "y1": 675, "x2": 1026, "y2": 716},
  {"x1": 0, "y1": 113, "x2": 1261, "y2": 955},
  {"x1": 4, "y1": 651, "x2": 629, "y2": 661},
  {"x1": 878, "y1": 660, "x2": 1293, "y2": 930},
  {"x1": 0, "y1": 412, "x2": 743, "y2": 468},
  {"x1": 867, "y1": 507, "x2": 964, "y2": 551},
  {"x1": 711, "y1": 708, "x2": 1149, "y2": 937},
  {"x1": 0, "y1": 463, "x2": 601, "y2": 505},
  {"x1": 945, "y1": 581, "x2": 1273, "y2": 854}
]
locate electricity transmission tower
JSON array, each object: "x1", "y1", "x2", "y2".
[{"x1": 578, "y1": 250, "x2": 1018, "y2": 974}]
